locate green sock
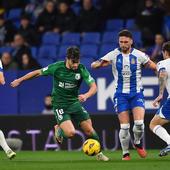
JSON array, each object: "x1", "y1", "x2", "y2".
[
  {"x1": 89, "y1": 131, "x2": 100, "y2": 142},
  {"x1": 58, "y1": 128, "x2": 67, "y2": 139}
]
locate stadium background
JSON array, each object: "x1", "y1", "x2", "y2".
[{"x1": 0, "y1": 0, "x2": 170, "y2": 151}]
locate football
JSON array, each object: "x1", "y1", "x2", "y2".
[{"x1": 82, "y1": 139, "x2": 101, "y2": 156}]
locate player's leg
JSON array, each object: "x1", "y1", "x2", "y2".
[
  {"x1": 0, "y1": 130, "x2": 16, "y2": 159},
  {"x1": 132, "y1": 107, "x2": 147, "y2": 158},
  {"x1": 54, "y1": 107, "x2": 76, "y2": 144},
  {"x1": 150, "y1": 102, "x2": 170, "y2": 156},
  {"x1": 114, "y1": 95, "x2": 131, "y2": 160},
  {"x1": 118, "y1": 111, "x2": 131, "y2": 160},
  {"x1": 80, "y1": 119, "x2": 109, "y2": 161},
  {"x1": 131, "y1": 91, "x2": 147, "y2": 158}
]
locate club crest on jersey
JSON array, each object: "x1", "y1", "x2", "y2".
[
  {"x1": 75, "y1": 73, "x2": 81, "y2": 80},
  {"x1": 131, "y1": 58, "x2": 136, "y2": 64}
]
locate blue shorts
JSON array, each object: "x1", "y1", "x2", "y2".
[
  {"x1": 156, "y1": 98, "x2": 170, "y2": 120},
  {"x1": 113, "y1": 92, "x2": 145, "y2": 114}
]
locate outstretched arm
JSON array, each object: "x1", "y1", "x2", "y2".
[
  {"x1": 78, "y1": 82, "x2": 97, "y2": 102},
  {"x1": 91, "y1": 60, "x2": 110, "y2": 69},
  {"x1": 0, "y1": 72, "x2": 5, "y2": 85},
  {"x1": 11, "y1": 69, "x2": 42, "y2": 87},
  {"x1": 144, "y1": 59, "x2": 157, "y2": 73},
  {"x1": 153, "y1": 69, "x2": 168, "y2": 107}
]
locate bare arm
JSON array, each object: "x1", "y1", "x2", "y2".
[
  {"x1": 78, "y1": 82, "x2": 97, "y2": 102},
  {"x1": 0, "y1": 72, "x2": 5, "y2": 85},
  {"x1": 144, "y1": 59, "x2": 157, "y2": 73},
  {"x1": 11, "y1": 69, "x2": 42, "y2": 87},
  {"x1": 91, "y1": 60, "x2": 111, "y2": 69},
  {"x1": 153, "y1": 70, "x2": 168, "y2": 107}
]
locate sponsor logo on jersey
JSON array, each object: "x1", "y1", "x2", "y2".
[{"x1": 75, "y1": 73, "x2": 81, "y2": 80}]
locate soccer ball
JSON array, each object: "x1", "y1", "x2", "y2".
[{"x1": 82, "y1": 139, "x2": 101, "y2": 156}]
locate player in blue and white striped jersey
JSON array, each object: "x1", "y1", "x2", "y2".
[
  {"x1": 150, "y1": 41, "x2": 170, "y2": 157},
  {"x1": 0, "y1": 59, "x2": 16, "y2": 159},
  {"x1": 91, "y1": 29, "x2": 156, "y2": 160}
]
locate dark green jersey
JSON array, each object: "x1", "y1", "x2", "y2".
[{"x1": 41, "y1": 61, "x2": 95, "y2": 108}]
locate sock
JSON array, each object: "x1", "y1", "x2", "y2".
[
  {"x1": 0, "y1": 130, "x2": 11, "y2": 153},
  {"x1": 119, "y1": 124, "x2": 130, "y2": 155},
  {"x1": 153, "y1": 125, "x2": 170, "y2": 145},
  {"x1": 58, "y1": 128, "x2": 67, "y2": 139},
  {"x1": 133, "y1": 120, "x2": 144, "y2": 145},
  {"x1": 89, "y1": 131, "x2": 100, "y2": 142}
]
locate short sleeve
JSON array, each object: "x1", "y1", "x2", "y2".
[
  {"x1": 0, "y1": 60, "x2": 3, "y2": 72},
  {"x1": 140, "y1": 52, "x2": 149, "y2": 65},
  {"x1": 101, "y1": 50, "x2": 117, "y2": 62},
  {"x1": 157, "y1": 61, "x2": 166, "y2": 73},
  {"x1": 80, "y1": 65, "x2": 95, "y2": 85},
  {"x1": 41, "y1": 63, "x2": 56, "y2": 76}
]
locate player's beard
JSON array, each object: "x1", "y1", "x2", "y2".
[{"x1": 121, "y1": 46, "x2": 130, "y2": 53}]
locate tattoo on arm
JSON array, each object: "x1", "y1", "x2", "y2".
[{"x1": 159, "y1": 72, "x2": 167, "y2": 95}]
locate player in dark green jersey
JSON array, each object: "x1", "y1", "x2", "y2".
[{"x1": 11, "y1": 46, "x2": 109, "y2": 161}]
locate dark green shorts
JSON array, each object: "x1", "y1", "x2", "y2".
[{"x1": 53, "y1": 102, "x2": 90, "y2": 125}]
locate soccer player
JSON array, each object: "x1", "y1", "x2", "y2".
[
  {"x1": 10, "y1": 46, "x2": 109, "y2": 161},
  {"x1": 0, "y1": 59, "x2": 16, "y2": 159},
  {"x1": 91, "y1": 29, "x2": 157, "y2": 160},
  {"x1": 150, "y1": 41, "x2": 170, "y2": 157}
]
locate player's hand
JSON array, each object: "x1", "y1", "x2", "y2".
[
  {"x1": 91, "y1": 61, "x2": 101, "y2": 69},
  {"x1": 10, "y1": 79, "x2": 21, "y2": 87},
  {"x1": 78, "y1": 94, "x2": 88, "y2": 102},
  {"x1": 0, "y1": 80, "x2": 5, "y2": 85},
  {"x1": 153, "y1": 94, "x2": 163, "y2": 107}
]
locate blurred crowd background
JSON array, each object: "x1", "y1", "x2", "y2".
[{"x1": 0, "y1": 0, "x2": 170, "y2": 70}]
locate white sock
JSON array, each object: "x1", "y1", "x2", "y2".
[
  {"x1": 153, "y1": 125, "x2": 170, "y2": 145},
  {"x1": 133, "y1": 120, "x2": 144, "y2": 145},
  {"x1": 119, "y1": 124, "x2": 130, "y2": 155},
  {"x1": 0, "y1": 130, "x2": 11, "y2": 153}
]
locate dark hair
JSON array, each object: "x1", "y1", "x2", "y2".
[
  {"x1": 162, "y1": 41, "x2": 170, "y2": 54},
  {"x1": 118, "y1": 29, "x2": 133, "y2": 39},
  {"x1": 66, "y1": 46, "x2": 80, "y2": 62}
]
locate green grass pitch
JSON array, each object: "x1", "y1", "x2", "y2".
[{"x1": 0, "y1": 150, "x2": 170, "y2": 170}]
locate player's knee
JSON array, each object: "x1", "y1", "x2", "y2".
[
  {"x1": 149, "y1": 119, "x2": 156, "y2": 131},
  {"x1": 65, "y1": 130, "x2": 76, "y2": 138},
  {"x1": 119, "y1": 123, "x2": 130, "y2": 138},
  {"x1": 133, "y1": 120, "x2": 144, "y2": 133}
]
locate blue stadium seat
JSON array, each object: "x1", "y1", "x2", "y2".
[
  {"x1": 132, "y1": 31, "x2": 142, "y2": 47},
  {"x1": 31, "y1": 47, "x2": 38, "y2": 59},
  {"x1": 105, "y1": 19, "x2": 124, "y2": 31},
  {"x1": 58, "y1": 45, "x2": 71, "y2": 59},
  {"x1": 37, "y1": 58, "x2": 53, "y2": 67},
  {"x1": 38, "y1": 45, "x2": 57, "y2": 60},
  {"x1": 102, "y1": 31, "x2": 118, "y2": 44},
  {"x1": 61, "y1": 33, "x2": 81, "y2": 45},
  {"x1": 82, "y1": 32, "x2": 101, "y2": 44},
  {"x1": 8, "y1": 8, "x2": 22, "y2": 20},
  {"x1": 0, "y1": 46, "x2": 14, "y2": 55},
  {"x1": 125, "y1": 19, "x2": 137, "y2": 30},
  {"x1": 99, "y1": 44, "x2": 117, "y2": 57},
  {"x1": 80, "y1": 44, "x2": 98, "y2": 59},
  {"x1": 42, "y1": 32, "x2": 60, "y2": 45},
  {"x1": 81, "y1": 57, "x2": 94, "y2": 69}
]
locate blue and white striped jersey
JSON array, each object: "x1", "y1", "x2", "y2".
[
  {"x1": 157, "y1": 58, "x2": 170, "y2": 98},
  {"x1": 0, "y1": 60, "x2": 3, "y2": 72},
  {"x1": 101, "y1": 48, "x2": 149, "y2": 94}
]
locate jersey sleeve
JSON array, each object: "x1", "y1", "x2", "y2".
[
  {"x1": 101, "y1": 50, "x2": 116, "y2": 62},
  {"x1": 140, "y1": 52, "x2": 149, "y2": 65},
  {"x1": 0, "y1": 60, "x2": 3, "y2": 72},
  {"x1": 41, "y1": 63, "x2": 56, "y2": 76},
  {"x1": 157, "y1": 61, "x2": 166, "y2": 73},
  {"x1": 80, "y1": 65, "x2": 95, "y2": 86}
]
